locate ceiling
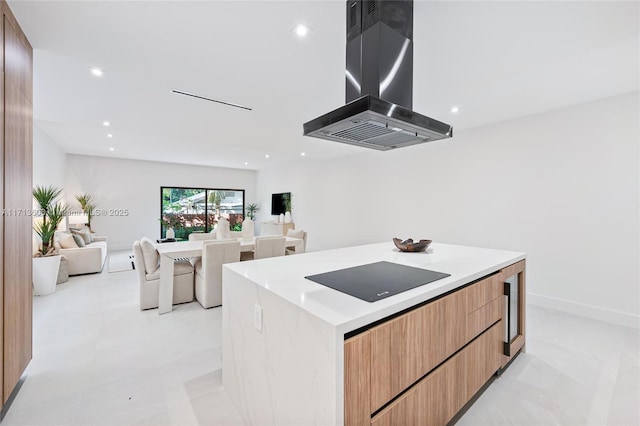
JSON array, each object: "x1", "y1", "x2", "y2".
[{"x1": 8, "y1": 0, "x2": 639, "y2": 170}]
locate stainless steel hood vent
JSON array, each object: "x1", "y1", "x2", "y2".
[{"x1": 303, "y1": 0, "x2": 453, "y2": 151}]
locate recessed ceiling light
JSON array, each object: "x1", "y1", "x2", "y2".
[
  {"x1": 265, "y1": 154, "x2": 270, "y2": 159},
  {"x1": 301, "y1": 152, "x2": 306, "y2": 157},
  {"x1": 107, "y1": 133, "x2": 113, "y2": 138},
  {"x1": 244, "y1": 161, "x2": 249, "y2": 166},
  {"x1": 450, "y1": 106, "x2": 459, "y2": 113},
  {"x1": 109, "y1": 147, "x2": 114, "y2": 151},
  {"x1": 293, "y1": 24, "x2": 311, "y2": 38},
  {"x1": 103, "y1": 121, "x2": 110, "y2": 127},
  {"x1": 91, "y1": 67, "x2": 104, "y2": 77}
]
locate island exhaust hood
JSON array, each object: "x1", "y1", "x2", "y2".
[{"x1": 303, "y1": 0, "x2": 453, "y2": 151}]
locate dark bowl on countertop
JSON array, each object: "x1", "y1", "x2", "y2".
[{"x1": 393, "y1": 238, "x2": 432, "y2": 252}]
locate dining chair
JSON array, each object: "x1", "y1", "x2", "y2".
[
  {"x1": 285, "y1": 229, "x2": 307, "y2": 255},
  {"x1": 216, "y1": 217, "x2": 231, "y2": 240},
  {"x1": 193, "y1": 239, "x2": 241, "y2": 308},
  {"x1": 133, "y1": 238, "x2": 194, "y2": 310},
  {"x1": 188, "y1": 232, "x2": 216, "y2": 241},
  {"x1": 254, "y1": 235, "x2": 286, "y2": 260},
  {"x1": 241, "y1": 218, "x2": 255, "y2": 241}
]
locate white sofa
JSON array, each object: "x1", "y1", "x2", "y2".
[{"x1": 54, "y1": 231, "x2": 108, "y2": 275}]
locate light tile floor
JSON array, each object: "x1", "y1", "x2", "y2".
[
  {"x1": 458, "y1": 303, "x2": 639, "y2": 426},
  {"x1": 3, "y1": 252, "x2": 639, "y2": 425}
]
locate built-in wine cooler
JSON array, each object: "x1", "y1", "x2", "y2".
[{"x1": 502, "y1": 260, "x2": 526, "y2": 366}]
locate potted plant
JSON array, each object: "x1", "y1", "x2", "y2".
[
  {"x1": 282, "y1": 193, "x2": 292, "y2": 223},
  {"x1": 33, "y1": 185, "x2": 68, "y2": 296},
  {"x1": 75, "y1": 193, "x2": 96, "y2": 231},
  {"x1": 246, "y1": 203, "x2": 259, "y2": 220},
  {"x1": 161, "y1": 214, "x2": 184, "y2": 239}
]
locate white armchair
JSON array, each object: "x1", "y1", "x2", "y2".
[
  {"x1": 193, "y1": 240, "x2": 241, "y2": 308},
  {"x1": 133, "y1": 238, "x2": 194, "y2": 310}
]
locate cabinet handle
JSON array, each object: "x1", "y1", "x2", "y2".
[{"x1": 503, "y1": 282, "x2": 511, "y2": 356}]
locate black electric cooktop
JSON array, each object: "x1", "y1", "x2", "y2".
[{"x1": 305, "y1": 261, "x2": 450, "y2": 303}]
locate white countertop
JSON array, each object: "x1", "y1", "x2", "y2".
[{"x1": 225, "y1": 242, "x2": 525, "y2": 334}]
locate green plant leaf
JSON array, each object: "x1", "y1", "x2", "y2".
[{"x1": 33, "y1": 185, "x2": 65, "y2": 256}]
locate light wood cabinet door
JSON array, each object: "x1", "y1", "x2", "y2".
[
  {"x1": 464, "y1": 320, "x2": 503, "y2": 400},
  {"x1": 371, "y1": 356, "x2": 450, "y2": 426},
  {"x1": 371, "y1": 321, "x2": 503, "y2": 426},
  {"x1": 344, "y1": 332, "x2": 371, "y2": 426},
  {"x1": 370, "y1": 289, "x2": 467, "y2": 412},
  {"x1": 467, "y1": 295, "x2": 503, "y2": 341},
  {"x1": 465, "y1": 272, "x2": 502, "y2": 313}
]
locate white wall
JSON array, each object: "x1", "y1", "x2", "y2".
[
  {"x1": 256, "y1": 92, "x2": 639, "y2": 328},
  {"x1": 33, "y1": 125, "x2": 68, "y2": 252},
  {"x1": 65, "y1": 155, "x2": 256, "y2": 251},
  {"x1": 33, "y1": 124, "x2": 66, "y2": 189}
]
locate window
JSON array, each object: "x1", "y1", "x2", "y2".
[{"x1": 160, "y1": 187, "x2": 245, "y2": 239}]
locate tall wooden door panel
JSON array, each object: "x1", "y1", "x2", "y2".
[
  {"x1": 0, "y1": 11, "x2": 4, "y2": 408},
  {"x1": 3, "y1": 14, "x2": 33, "y2": 402}
]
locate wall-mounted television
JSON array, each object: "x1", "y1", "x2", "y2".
[{"x1": 271, "y1": 192, "x2": 290, "y2": 215}]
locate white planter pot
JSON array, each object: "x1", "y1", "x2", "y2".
[
  {"x1": 284, "y1": 211, "x2": 292, "y2": 223},
  {"x1": 32, "y1": 255, "x2": 61, "y2": 296}
]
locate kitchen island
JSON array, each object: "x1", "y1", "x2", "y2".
[{"x1": 222, "y1": 242, "x2": 526, "y2": 425}]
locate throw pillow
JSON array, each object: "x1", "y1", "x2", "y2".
[
  {"x1": 80, "y1": 227, "x2": 93, "y2": 243},
  {"x1": 139, "y1": 237, "x2": 159, "y2": 274},
  {"x1": 71, "y1": 228, "x2": 92, "y2": 245},
  {"x1": 85, "y1": 227, "x2": 94, "y2": 243},
  {"x1": 53, "y1": 231, "x2": 67, "y2": 249},
  {"x1": 59, "y1": 233, "x2": 79, "y2": 249},
  {"x1": 72, "y1": 234, "x2": 86, "y2": 247},
  {"x1": 287, "y1": 229, "x2": 304, "y2": 239}
]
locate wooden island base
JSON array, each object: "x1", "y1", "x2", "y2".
[{"x1": 345, "y1": 260, "x2": 526, "y2": 426}]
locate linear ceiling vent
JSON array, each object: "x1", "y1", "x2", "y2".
[
  {"x1": 303, "y1": 0, "x2": 452, "y2": 151},
  {"x1": 171, "y1": 89, "x2": 252, "y2": 111}
]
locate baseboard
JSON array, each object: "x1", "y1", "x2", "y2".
[
  {"x1": 528, "y1": 292, "x2": 640, "y2": 329},
  {"x1": 0, "y1": 374, "x2": 26, "y2": 421}
]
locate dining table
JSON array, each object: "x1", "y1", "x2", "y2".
[{"x1": 155, "y1": 236, "x2": 304, "y2": 314}]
